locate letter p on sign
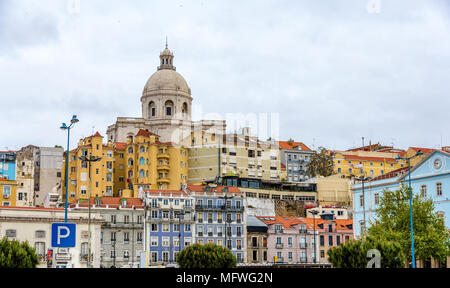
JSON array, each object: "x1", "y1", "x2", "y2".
[{"x1": 52, "y1": 223, "x2": 76, "y2": 248}]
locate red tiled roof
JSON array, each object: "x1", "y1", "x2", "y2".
[
  {"x1": 114, "y1": 142, "x2": 127, "y2": 150},
  {"x1": 0, "y1": 206, "x2": 65, "y2": 211},
  {"x1": 343, "y1": 154, "x2": 398, "y2": 163},
  {"x1": 409, "y1": 147, "x2": 435, "y2": 154},
  {"x1": 281, "y1": 163, "x2": 286, "y2": 169},
  {"x1": 278, "y1": 141, "x2": 311, "y2": 151},
  {"x1": 370, "y1": 167, "x2": 409, "y2": 181},
  {"x1": 187, "y1": 185, "x2": 241, "y2": 194},
  {"x1": 136, "y1": 129, "x2": 159, "y2": 138},
  {"x1": 347, "y1": 144, "x2": 382, "y2": 152},
  {"x1": 257, "y1": 216, "x2": 317, "y2": 230}
]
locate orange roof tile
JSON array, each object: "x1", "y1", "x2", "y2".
[
  {"x1": 144, "y1": 189, "x2": 190, "y2": 197},
  {"x1": 278, "y1": 141, "x2": 311, "y2": 151},
  {"x1": 409, "y1": 147, "x2": 435, "y2": 154},
  {"x1": 114, "y1": 142, "x2": 127, "y2": 150}
]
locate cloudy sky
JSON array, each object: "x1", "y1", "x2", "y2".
[{"x1": 1, "y1": 0, "x2": 449, "y2": 151}]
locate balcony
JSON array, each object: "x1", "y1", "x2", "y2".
[
  {"x1": 195, "y1": 204, "x2": 244, "y2": 212},
  {"x1": 276, "y1": 243, "x2": 283, "y2": 249},
  {"x1": 300, "y1": 243, "x2": 307, "y2": 248},
  {"x1": 157, "y1": 177, "x2": 170, "y2": 183},
  {"x1": 275, "y1": 229, "x2": 283, "y2": 234},
  {"x1": 157, "y1": 164, "x2": 170, "y2": 171},
  {"x1": 103, "y1": 222, "x2": 144, "y2": 228},
  {"x1": 300, "y1": 257, "x2": 308, "y2": 263},
  {"x1": 157, "y1": 153, "x2": 170, "y2": 159}
]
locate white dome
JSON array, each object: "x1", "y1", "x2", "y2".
[{"x1": 143, "y1": 69, "x2": 190, "y2": 95}]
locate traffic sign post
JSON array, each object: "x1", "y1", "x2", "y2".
[{"x1": 52, "y1": 223, "x2": 76, "y2": 248}]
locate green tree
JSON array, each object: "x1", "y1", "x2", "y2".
[
  {"x1": 177, "y1": 243, "x2": 237, "y2": 268},
  {"x1": 327, "y1": 236, "x2": 405, "y2": 268},
  {"x1": 368, "y1": 184, "x2": 450, "y2": 266},
  {"x1": 306, "y1": 147, "x2": 334, "y2": 177},
  {"x1": 0, "y1": 237, "x2": 39, "y2": 268}
]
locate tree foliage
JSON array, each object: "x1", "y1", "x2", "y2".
[
  {"x1": 0, "y1": 237, "x2": 39, "y2": 268},
  {"x1": 367, "y1": 184, "x2": 450, "y2": 265},
  {"x1": 306, "y1": 147, "x2": 334, "y2": 178},
  {"x1": 327, "y1": 236, "x2": 405, "y2": 268},
  {"x1": 177, "y1": 243, "x2": 237, "y2": 268}
]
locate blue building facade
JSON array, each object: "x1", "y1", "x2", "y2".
[
  {"x1": 352, "y1": 150, "x2": 450, "y2": 238},
  {"x1": 142, "y1": 190, "x2": 194, "y2": 265},
  {"x1": 188, "y1": 185, "x2": 246, "y2": 263},
  {"x1": 0, "y1": 151, "x2": 16, "y2": 181}
]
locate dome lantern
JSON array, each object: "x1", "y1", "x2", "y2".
[{"x1": 158, "y1": 39, "x2": 175, "y2": 71}]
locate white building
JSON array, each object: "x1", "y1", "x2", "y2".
[{"x1": 0, "y1": 206, "x2": 103, "y2": 268}]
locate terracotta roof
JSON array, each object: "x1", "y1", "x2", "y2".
[
  {"x1": 136, "y1": 129, "x2": 159, "y2": 138},
  {"x1": 187, "y1": 185, "x2": 241, "y2": 194},
  {"x1": 347, "y1": 144, "x2": 382, "y2": 152},
  {"x1": 370, "y1": 167, "x2": 409, "y2": 182},
  {"x1": 278, "y1": 141, "x2": 311, "y2": 151},
  {"x1": 342, "y1": 154, "x2": 398, "y2": 163},
  {"x1": 256, "y1": 216, "x2": 317, "y2": 230},
  {"x1": 0, "y1": 206, "x2": 65, "y2": 211},
  {"x1": 409, "y1": 147, "x2": 435, "y2": 154},
  {"x1": 114, "y1": 142, "x2": 127, "y2": 150},
  {"x1": 281, "y1": 163, "x2": 286, "y2": 169}
]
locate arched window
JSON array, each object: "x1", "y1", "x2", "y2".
[
  {"x1": 139, "y1": 157, "x2": 145, "y2": 165},
  {"x1": 165, "y1": 100, "x2": 174, "y2": 116},
  {"x1": 182, "y1": 102, "x2": 188, "y2": 119},
  {"x1": 149, "y1": 101, "x2": 156, "y2": 117},
  {"x1": 140, "y1": 146, "x2": 145, "y2": 153},
  {"x1": 128, "y1": 158, "x2": 134, "y2": 166},
  {"x1": 139, "y1": 169, "x2": 145, "y2": 178},
  {"x1": 128, "y1": 147, "x2": 133, "y2": 154}
]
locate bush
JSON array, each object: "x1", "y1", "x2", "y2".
[
  {"x1": 0, "y1": 237, "x2": 39, "y2": 268},
  {"x1": 177, "y1": 243, "x2": 237, "y2": 268},
  {"x1": 327, "y1": 236, "x2": 406, "y2": 268}
]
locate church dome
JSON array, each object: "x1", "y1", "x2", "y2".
[
  {"x1": 143, "y1": 69, "x2": 190, "y2": 94},
  {"x1": 142, "y1": 43, "x2": 191, "y2": 95}
]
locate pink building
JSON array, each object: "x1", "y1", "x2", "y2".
[{"x1": 256, "y1": 216, "x2": 318, "y2": 264}]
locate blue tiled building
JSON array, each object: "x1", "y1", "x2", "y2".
[
  {"x1": 353, "y1": 150, "x2": 450, "y2": 238},
  {"x1": 141, "y1": 189, "x2": 194, "y2": 265},
  {"x1": 188, "y1": 185, "x2": 246, "y2": 263}
]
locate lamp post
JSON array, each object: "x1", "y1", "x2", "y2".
[
  {"x1": 396, "y1": 150, "x2": 423, "y2": 268},
  {"x1": 178, "y1": 209, "x2": 184, "y2": 263},
  {"x1": 79, "y1": 154, "x2": 102, "y2": 268},
  {"x1": 309, "y1": 209, "x2": 319, "y2": 264},
  {"x1": 60, "y1": 115, "x2": 79, "y2": 223},
  {"x1": 354, "y1": 174, "x2": 371, "y2": 236}
]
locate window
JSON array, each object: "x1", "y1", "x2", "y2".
[
  {"x1": 420, "y1": 185, "x2": 427, "y2": 198},
  {"x1": 151, "y1": 237, "x2": 158, "y2": 246},
  {"x1": 80, "y1": 242, "x2": 88, "y2": 262},
  {"x1": 328, "y1": 235, "x2": 333, "y2": 246},
  {"x1": 124, "y1": 232, "x2": 130, "y2": 243},
  {"x1": 162, "y1": 237, "x2": 170, "y2": 247},
  {"x1": 288, "y1": 237, "x2": 293, "y2": 248},
  {"x1": 374, "y1": 193, "x2": 380, "y2": 205},
  {"x1": 320, "y1": 235, "x2": 324, "y2": 246},
  {"x1": 124, "y1": 251, "x2": 129, "y2": 260},
  {"x1": 35, "y1": 230, "x2": 45, "y2": 238},
  {"x1": 111, "y1": 215, "x2": 116, "y2": 224},
  {"x1": 436, "y1": 183, "x2": 442, "y2": 197}
]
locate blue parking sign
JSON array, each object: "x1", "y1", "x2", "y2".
[{"x1": 52, "y1": 223, "x2": 76, "y2": 248}]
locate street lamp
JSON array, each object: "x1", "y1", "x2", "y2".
[
  {"x1": 60, "y1": 115, "x2": 79, "y2": 223},
  {"x1": 79, "y1": 154, "x2": 102, "y2": 268},
  {"x1": 309, "y1": 209, "x2": 319, "y2": 264},
  {"x1": 354, "y1": 174, "x2": 371, "y2": 236},
  {"x1": 178, "y1": 209, "x2": 184, "y2": 262},
  {"x1": 396, "y1": 150, "x2": 423, "y2": 268}
]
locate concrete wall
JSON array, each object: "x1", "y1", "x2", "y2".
[{"x1": 245, "y1": 197, "x2": 275, "y2": 217}]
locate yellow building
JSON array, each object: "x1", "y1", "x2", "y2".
[
  {"x1": 0, "y1": 179, "x2": 17, "y2": 207},
  {"x1": 64, "y1": 129, "x2": 188, "y2": 201},
  {"x1": 332, "y1": 149, "x2": 406, "y2": 179},
  {"x1": 63, "y1": 132, "x2": 115, "y2": 202},
  {"x1": 405, "y1": 147, "x2": 436, "y2": 167},
  {"x1": 120, "y1": 129, "x2": 188, "y2": 195}
]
